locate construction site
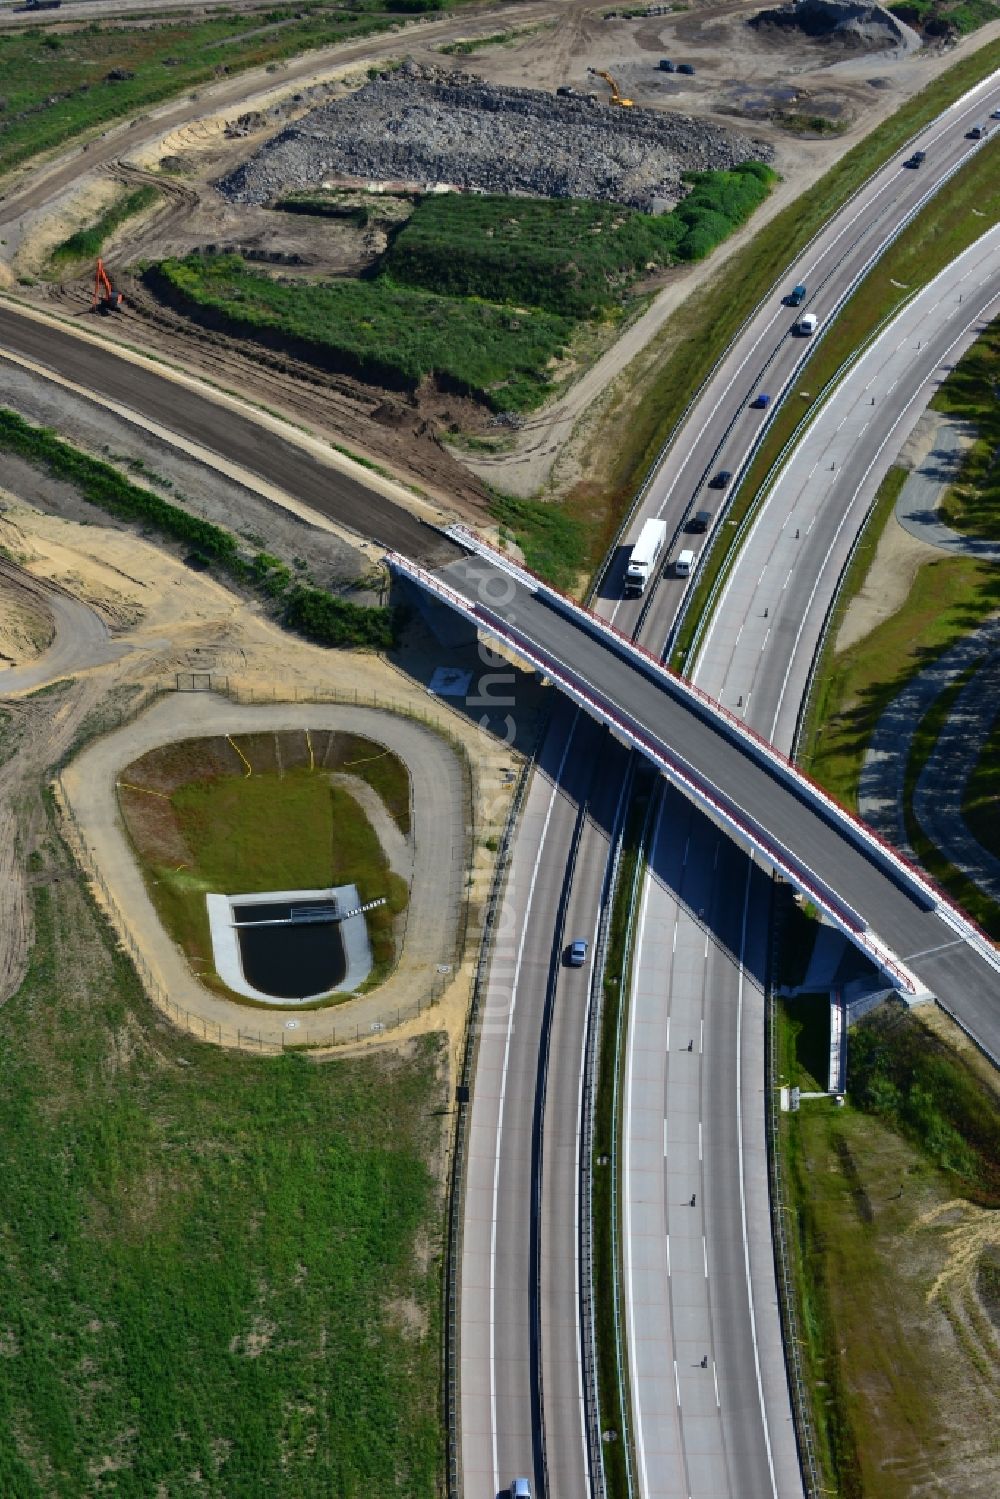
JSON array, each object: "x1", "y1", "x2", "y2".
[{"x1": 0, "y1": 0, "x2": 949, "y2": 515}]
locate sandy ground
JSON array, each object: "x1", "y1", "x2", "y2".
[{"x1": 0, "y1": 488, "x2": 547, "y2": 1073}]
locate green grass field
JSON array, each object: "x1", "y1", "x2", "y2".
[
  {"x1": 121, "y1": 750, "x2": 408, "y2": 996},
  {"x1": 0, "y1": 845, "x2": 444, "y2": 1496}
]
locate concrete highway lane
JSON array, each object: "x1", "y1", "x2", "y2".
[
  {"x1": 625, "y1": 790, "x2": 794, "y2": 1498},
  {"x1": 0, "y1": 305, "x2": 453, "y2": 560}
]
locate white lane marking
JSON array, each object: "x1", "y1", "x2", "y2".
[
  {"x1": 664, "y1": 1119, "x2": 669, "y2": 1157},
  {"x1": 666, "y1": 1015, "x2": 671, "y2": 1051},
  {"x1": 666, "y1": 1234, "x2": 672, "y2": 1277},
  {"x1": 713, "y1": 1362, "x2": 721, "y2": 1409},
  {"x1": 625, "y1": 870, "x2": 656, "y2": 1499},
  {"x1": 698, "y1": 1121, "x2": 703, "y2": 1162},
  {"x1": 700, "y1": 1019, "x2": 704, "y2": 1055},
  {"x1": 488, "y1": 713, "x2": 576, "y2": 1494},
  {"x1": 703, "y1": 1238, "x2": 709, "y2": 1279},
  {"x1": 674, "y1": 1359, "x2": 682, "y2": 1409},
  {"x1": 673, "y1": 919, "x2": 678, "y2": 954},
  {"x1": 736, "y1": 861, "x2": 780, "y2": 1498}
]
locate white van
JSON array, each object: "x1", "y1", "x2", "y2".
[
  {"x1": 797, "y1": 312, "x2": 818, "y2": 336},
  {"x1": 674, "y1": 548, "x2": 695, "y2": 577}
]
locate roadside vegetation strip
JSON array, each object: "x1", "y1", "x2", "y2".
[
  {"x1": 592, "y1": 769, "x2": 656, "y2": 1499},
  {"x1": 0, "y1": 1, "x2": 484, "y2": 182},
  {"x1": 576, "y1": 37, "x2": 1000, "y2": 569},
  {"x1": 930, "y1": 316, "x2": 1000, "y2": 539},
  {"x1": 670, "y1": 136, "x2": 1000, "y2": 669},
  {"x1": 0, "y1": 408, "x2": 394, "y2": 648},
  {"x1": 775, "y1": 986, "x2": 1000, "y2": 1498},
  {"x1": 49, "y1": 184, "x2": 160, "y2": 266},
  {"x1": 382, "y1": 166, "x2": 777, "y2": 319},
  {"x1": 0, "y1": 832, "x2": 445, "y2": 1495}
]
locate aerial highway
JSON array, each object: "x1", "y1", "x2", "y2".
[
  {"x1": 445, "y1": 75, "x2": 1000, "y2": 1499},
  {"x1": 1, "y1": 52, "x2": 998, "y2": 1499}
]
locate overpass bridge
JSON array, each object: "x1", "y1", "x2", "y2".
[{"x1": 390, "y1": 528, "x2": 1000, "y2": 1059}]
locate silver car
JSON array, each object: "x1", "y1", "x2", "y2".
[{"x1": 510, "y1": 1481, "x2": 532, "y2": 1499}]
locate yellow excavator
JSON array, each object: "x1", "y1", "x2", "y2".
[{"x1": 587, "y1": 67, "x2": 634, "y2": 108}]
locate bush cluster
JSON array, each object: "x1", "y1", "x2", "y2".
[
  {"x1": 0, "y1": 408, "x2": 393, "y2": 649},
  {"x1": 382, "y1": 163, "x2": 777, "y2": 317}
]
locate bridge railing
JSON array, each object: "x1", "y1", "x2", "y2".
[{"x1": 430, "y1": 531, "x2": 1000, "y2": 980}]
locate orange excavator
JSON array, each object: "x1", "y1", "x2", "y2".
[
  {"x1": 92, "y1": 258, "x2": 123, "y2": 313},
  {"x1": 587, "y1": 67, "x2": 634, "y2": 108}
]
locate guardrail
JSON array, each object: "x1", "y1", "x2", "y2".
[{"x1": 429, "y1": 531, "x2": 1000, "y2": 979}]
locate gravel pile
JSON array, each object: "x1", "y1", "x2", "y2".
[
  {"x1": 218, "y1": 66, "x2": 774, "y2": 213},
  {"x1": 749, "y1": 0, "x2": 915, "y2": 51}
]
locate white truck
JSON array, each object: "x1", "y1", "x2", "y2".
[{"x1": 624, "y1": 517, "x2": 667, "y2": 596}]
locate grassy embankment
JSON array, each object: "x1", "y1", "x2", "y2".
[
  {"x1": 560, "y1": 37, "x2": 1000, "y2": 582},
  {"x1": 671, "y1": 134, "x2": 1000, "y2": 666},
  {"x1": 49, "y1": 184, "x2": 160, "y2": 267},
  {"x1": 120, "y1": 730, "x2": 410, "y2": 1000},
  {"x1": 153, "y1": 166, "x2": 776, "y2": 419},
  {"x1": 776, "y1": 993, "x2": 1000, "y2": 1497},
  {"x1": 0, "y1": 823, "x2": 445, "y2": 1495},
  {"x1": 0, "y1": 408, "x2": 393, "y2": 648},
  {"x1": 0, "y1": 1, "x2": 480, "y2": 183}
]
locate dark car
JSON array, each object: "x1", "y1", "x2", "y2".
[
  {"x1": 905, "y1": 150, "x2": 926, "y2": 168},
  {"x1": 709, "y1": 470, "x2": 733, "y2": 489},
  {"x1": 566, "y1": 939, "x2": 589, "y2": 968},
  {"x1": 556, "y1": 86, "x2": 574, "y2": 97},
  {"x1": 966, "y1": 124, "x2": 985, "y2": 139},
  {"x1": 688, "y1": 509, "x2": 713, "y2": 533},
  {"x1": 677, "y1": 62, "x2": 695, "y2": 75},
  {"x1": 659, "y1": 58, "x2": 676, "y2": 72},
  {"x1": 786, "y1": 284, "x2": 807, "y2": 307},
  {"x1": 751, "y1": 392, "x2": 770, "y2": 409}
]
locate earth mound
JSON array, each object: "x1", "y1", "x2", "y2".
[{"x1": 749, "y1": 0, "x2": 915, "y2": 51}]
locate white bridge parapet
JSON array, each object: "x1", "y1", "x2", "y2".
[{"x1": 392, "y1": 531, "x2": 999, "y2": 996}]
